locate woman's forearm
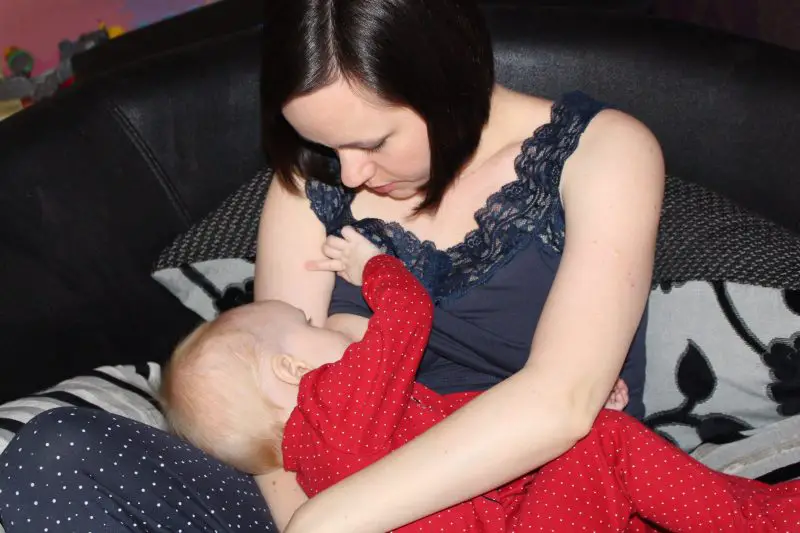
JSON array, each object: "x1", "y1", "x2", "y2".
[
  {"x1": 288, "y1": 366, "x2": 588, "y2": 533},
  {"x1": 256, "y1": 469, "x2": 308, "y2": 532}
]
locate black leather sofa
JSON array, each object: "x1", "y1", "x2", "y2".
[{"x1": 1, "y1": 2, "x2": 798, "y2": 406}]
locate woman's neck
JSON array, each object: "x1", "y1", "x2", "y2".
[{"x1": 460, "y1": 85, "x2": 546, "y2": 179}]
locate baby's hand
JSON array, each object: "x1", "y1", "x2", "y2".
[{"x1": 307, "y1": 226, "x2": 381, "y2": 285}]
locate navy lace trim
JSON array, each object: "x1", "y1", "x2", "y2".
[{"x1": 306, "y1": 91, "x2": 607, "y2": 303}]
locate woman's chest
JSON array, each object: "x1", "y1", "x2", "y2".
[
  {"x1": 349, "y1": 147, "x2": 521, "y2": 250},
  {"x1": 334, "y1": 242, "x2": 558, "y2": 333}
]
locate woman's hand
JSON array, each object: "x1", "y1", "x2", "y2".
[{"x1": 306, "y1": 226, "x2": 381, "y2": 285}]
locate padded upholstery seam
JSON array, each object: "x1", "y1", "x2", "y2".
[
  {"x1": 77, "y1": 26, "x2": 262, "y2": 86},
  {"x1": 104, "y1": 97, "x2": 192, "y2": 226}
]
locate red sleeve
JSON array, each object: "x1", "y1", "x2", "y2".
[{"x1": 296, "y1": 255, "x2": 433, "y2": 452}]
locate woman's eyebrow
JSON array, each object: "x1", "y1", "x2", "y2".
[{"x1": 299, "y1": 133, "x2": 387, "y2": 151}]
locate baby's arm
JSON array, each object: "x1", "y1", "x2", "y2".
[{"x1": 306, "y1": 227, "x2": 433, "y2": 447}]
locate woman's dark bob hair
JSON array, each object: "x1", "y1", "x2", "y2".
[{"x1": 261, "y1": 0, "x2": 495, "y2": 212}]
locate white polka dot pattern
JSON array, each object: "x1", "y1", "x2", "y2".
[{"x1": 0, "y1": 407, "x2": 276, "y2": 531}]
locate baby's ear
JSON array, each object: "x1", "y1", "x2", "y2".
[{"x1": 271, "y1": 354, "x2": 312, "y2": 386}]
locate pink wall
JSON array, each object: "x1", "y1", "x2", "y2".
[{"x1": 0, "y1": 0, "x2": 216, "y2": 76}]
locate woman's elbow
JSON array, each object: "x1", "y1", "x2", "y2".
[
  {"x1": 567, "y1": 409, "x2": 596, "y2": 443},
  {"x1": 529, "y1": 382, "x2": 602, "y2": 446},
  {"x1": 562, "y1": 391, "x2": 608, "y2": 443},
  {"x1": 520, "y1": 371, "x2": 601, "y2": 442}
]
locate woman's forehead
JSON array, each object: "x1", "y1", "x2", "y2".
[{"x1": 283, "y1": 81, "x2": 397, "y2": 146}]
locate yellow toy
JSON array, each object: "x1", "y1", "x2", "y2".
[{"x1": 99, "y1": 22, "x2": 126, "y2": 40}]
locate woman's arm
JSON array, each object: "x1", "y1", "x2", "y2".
[
  {"x1": 284, "y1": 110, "x2": 665, "y2": 533},
  {"x1": 253, "y1": 175, "x2": 333, "y2": 529},
  {"x1": 255, "y1": 175, "x2": 334, "y2": 325},
  {"x1": 255, "y1": 469, "x2": 309, "y2": 531}
]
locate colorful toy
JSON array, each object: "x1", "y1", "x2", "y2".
[
  {"x1": 100, "y1": 22, "x2": 126, "y2": 39},
  {"x1": 4, "y1": 47, "x2": 35, "y2": 77},
  {"x1": 0, "y1": 23, "x2": 123, "y2": 106}
]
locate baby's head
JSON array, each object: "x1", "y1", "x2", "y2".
[{"x1": 160, "y1": 300, "x2": 349, "y2": 474}]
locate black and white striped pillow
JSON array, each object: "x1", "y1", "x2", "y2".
[
  {"x1": 692, "y1": 415, "x2": 800, "y2": 483},
  {"x1": 0, "y1": 363, "x2": 167, "y2": 456}
]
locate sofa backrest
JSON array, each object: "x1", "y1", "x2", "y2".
[
  {"x1": 0, "y1": 4, "x2": 798, "y2": 401},
  {"x1": 4, "y1": 5, "x2": 798, "y2": 239},
  {"x1": 487, "y1": 7, "x2": 800, "y2": 232}
]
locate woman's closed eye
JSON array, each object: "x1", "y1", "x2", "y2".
[{"x1": 366, "y1": 138, "x2": 387, "y2": 154}]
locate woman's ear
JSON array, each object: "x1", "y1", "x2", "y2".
[{"x1": 270, "y1": 354, "x2": 312, "y2": 386}]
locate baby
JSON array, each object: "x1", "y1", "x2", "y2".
[
  {"x1": 161, "y1": 227, "x2": 626, "y2": 476},
  {"x1": 160, "y1": 290, "x2": 353, "y2": 475},
  {"x1": 161, "y1": 228, "x2": 800, "y2": 531}
]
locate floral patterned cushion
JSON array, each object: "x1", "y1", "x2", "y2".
[{"x1": 645, "y1": 280, "x2": 800, "y2": 456}]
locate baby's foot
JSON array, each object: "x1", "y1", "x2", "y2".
[{"x1": 604, "y1": 378, "x2": 629, "y2": 411}]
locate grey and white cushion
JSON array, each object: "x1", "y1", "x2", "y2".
[
  {"x1": 654, "y1": 176, "x2": 800, "y2": 289},
  {"x1": 153, "y1": 168, "x2": 270, "y2": 271},
  {"x1": 0, "y1": 365, "x2": 166, "y2": 533},
  {"x1": 692, "y1": 414, "x2": 800, "y2": 482},
  {"x1": 152, "y1": 259, "x2": 256, "y2": 321},
  {"x1": 0, "y1": 363, "x2": 166, "y2": 457},
  {"x1": 645, "y1": 281, "x2": 800, "y2": 450}
]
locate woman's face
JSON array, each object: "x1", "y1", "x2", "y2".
[{"x1": 282, "y1": 79, "x2": 431, "y2": 199}]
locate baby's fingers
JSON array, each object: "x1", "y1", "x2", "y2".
[
  {"x1": 322, "y1": 242, "x2": 343, "y2": 259},
  {"x1": 324, "y1": 234, "x2": 348, "y2": 251},
  {"x1": 341, "y1": 226, "x2": 368, "y2": 243},
  {"x1": 305, "y1": 258, "x2": 344, "y2": 272}
]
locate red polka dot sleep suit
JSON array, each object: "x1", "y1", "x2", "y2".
[{"x1": 281, "y1": 255, "x2": 800, "y2": 532}]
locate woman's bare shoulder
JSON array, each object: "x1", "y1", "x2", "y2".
[
  {"x1": 588, "y1": 107, "x2": 657, "y2": 143},
  {"x1": 561, "y1": 107, "x2": 664, "y2": 212},
  {"x1": 569, "y1": 108, "x2": 663, "y2": 180}
]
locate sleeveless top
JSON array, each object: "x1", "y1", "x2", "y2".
[{"x1": 305, "y1": 91, "x2": 647, "y2": 419}]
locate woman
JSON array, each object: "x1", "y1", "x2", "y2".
[{"x1": 0, "y1": 0, "x2": 663, "y2": 531}]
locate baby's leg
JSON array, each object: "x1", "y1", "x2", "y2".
[
  {"x1": 516, "y1": 410, "x2": 800, "y2": 532},
  {"x1": 604, "y1": 378, "x2": 629, "y2": 411}
]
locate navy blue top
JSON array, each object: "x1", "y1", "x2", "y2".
[{"x1": 305, "y1": 91, "x2": 647, "y2": 419}]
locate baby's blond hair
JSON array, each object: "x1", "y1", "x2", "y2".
[{"x1": 160, "y1": 320, "x2": 285, "y2": 474}]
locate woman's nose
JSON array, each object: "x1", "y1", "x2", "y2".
[{"x1": 339, "y1": 152, "x2": 376, "y2": 189}]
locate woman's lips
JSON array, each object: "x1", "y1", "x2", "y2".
[{"x1": 370, "y1": 182, "x2": 396, "y2": 194}]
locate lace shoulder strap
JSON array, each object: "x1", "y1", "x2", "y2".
[
  {"x1": 513, "y1": 91, "x2": 609, "y2": 255},
  {"x1": 304, "y1": 164, "x2": 356, "y2": 235}
]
